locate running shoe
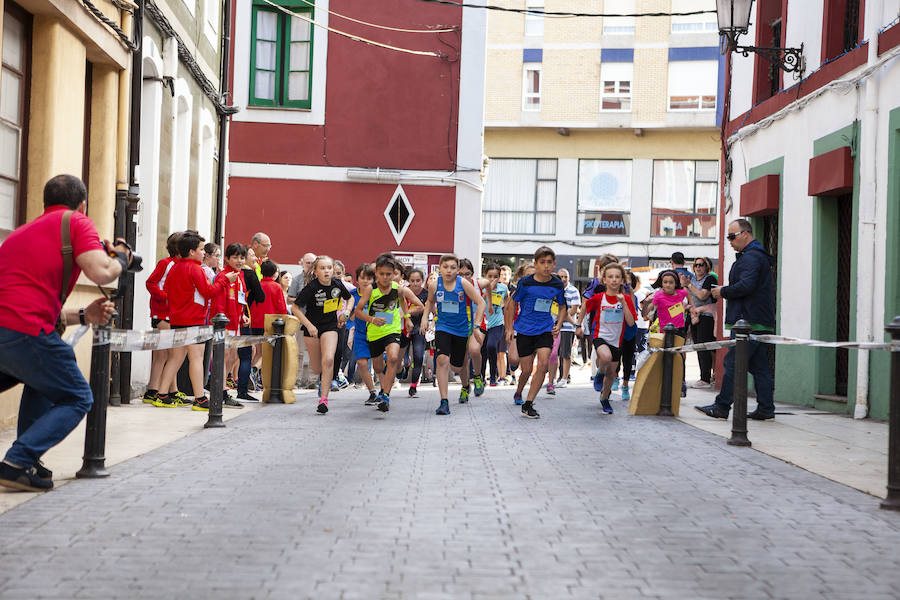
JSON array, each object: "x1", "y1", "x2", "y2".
[
  {"x1": 521, "y1": 401, "x2": 540, "y2": 419},
  {"x1": 546, "y1": 383, "x2": 556, "y2": 395},
  {"x1": 513, "y1": 391, "x2": 524, "y2": 405},
  {"x1": 489, "y1": 378, "x2": 498, "y2": 387},
  {"x1": 337, "y1": 374, "x2": 350, "y2": 389},
  {"x1": 152, "y1": 394, "x2": 178, "y2": 408},
  {"x1": 250, "y1": 367, "x2": 263, "y2": 391},
  {"x1": 226, "y1": 376, "x2": 236, "y2": 390},
  {"x1": 364, "y1": 390, "x2": 379, "y2": 405},
  {"x1": 377, "y1": 394, "x2": 390, "y2": 413},
  {"x1": 142, "y1": 390, "x2": 157, "y2": 404},
  {"x1": 173, "y1": 392, "x2": 193, "y2": 407},
  {"x1": 621, "y1": 386, "x2": 631, "y2": 401},
  {"x1": 611, "y1": 378, "x2": 620, "y2": 392},
  {"x1": 556, "y1": 378, "x2": 567, "y2": 389},
  {"x1": 408, "y1": 385, "x2": 418, "y2": 398},
  {"x1": 223, "y1": 393, "x2": 244, "y2": 409},
  {"x1": 600, "y1": 398, "x2": 613, "y2": 414},
  {"x1": 192, "y1": 396, "x2": 210, "y2": 412},
  {"x1": 472, "y1": 376, "x2": 485, "y2": 397},
  {"x1": 435, "y1": 399, "x2": 450, "y2": 415},
  {"x1": 593, "y1": 373, "x2": 604, "y2": 392},
  {"x1": 691, "y1": 380, "x2": 712, "y2": 389},
  {"x1": 330, "y1": 380, "x2": 341, "y2": 392},
  {"x1": 317, "y1": 399, "x2": 329, "y2": 414},
  {"x1": 459, "y1": 386, "x2": 470, "y2": 404}
]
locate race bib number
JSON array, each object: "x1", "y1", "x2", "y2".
[
  {"x1": 602, "y1": 307, "x2": 624, "y2": 323},
  {"x1": 323, "y1": 297, "x2": 340, "y2": 313},
  {"x1": 551, "y1": 301, "x2": 560, "y2": 317},
  {"x1": 492, "y1": 292, "x2": 503, "y2": 306},
  {"x1": 237, "y1": 290, "x2": 247, "y2": 305},
  {"x1": 441, "y1": 301, "x2": 459, "y2": 314},
  {"x1": 534, "y1": 298, "x2": 552, "y2": 313},
  {"x1": 668, "y1": 303, "x2": 685, "y2": 318},
  {"x1": 375, "y1": 311, "x2": 394, "y2": 324}
]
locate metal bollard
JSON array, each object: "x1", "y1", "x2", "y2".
[
  {"x1": 76, "y1": 313, "x2": 116, "y2": 478},
  {"x1": 657, "y1": 324, "x2": 675, "y2": 417},
  {"x1": 728, "y1": 319, "x2": 752, "y2": 447},
  {"x1": 268, "y1": 318, "x2": 286, "y2": 403},
  {"x1": 881, "y1": 316, "x2": 900, "y2": 510},
  {"x1": 205, "y1": 313, "x2": 229, "y2": 429}
]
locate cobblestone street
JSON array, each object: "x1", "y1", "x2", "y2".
[{"x1": 2, "y1": 381, "x2": 900, "y2": 599}]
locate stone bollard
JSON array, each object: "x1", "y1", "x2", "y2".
[
  {"x1": 76, "y1": 313, "x2": 116, "y2": 478},
  {"x1": 881, "y1": 316, "x2": 900, "y2": 510},
  {"x1": 657, "y1": 324, "x2": 676, "y2": 417},
  {"x1": 205, "y1": 313, "x2": 229, "y2": 429},
  {"x1": 728, "y1": 320, "x2": 752, "y2": 447}
]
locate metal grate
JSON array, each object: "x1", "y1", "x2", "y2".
[
  {"x1": 835, "y1": 196, "x2": 852, "y2": 397},
  {"x1": 843, "y1": 0, "x2": 861, "y2": 52},
  {"x1": 768, "y1": 20, "x2": 782, "y2": 97},
  {"x1": 762, "y1": 214, "x2": 779, "y2": 374}
]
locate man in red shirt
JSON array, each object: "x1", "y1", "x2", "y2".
[
  {"x1": 0, "y1": 175, "x2": 131, "y2": 493},
  {"x1": 153, "y1": 232, "x2": 236, "y2": 410}
]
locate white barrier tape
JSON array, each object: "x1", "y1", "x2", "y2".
[
  {"x1": 108, "y1": 326, "x2": 214, "y2": 352},
  {"x1": 226, "y1": 334, "x2": 283, "y2": 349},
  {"x1": 650, "y1": 339, "x2": 737, "y2": 354},
  {"x1": 751, "y1": 334, "x2": 900, "y2": 351}
]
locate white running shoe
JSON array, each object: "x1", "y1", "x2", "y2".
[
  {"x1": 556, "y1": 378, "x2": 567, "y2": 388},
  {"x1": 691, "y1": 380, "x2": 712, "y2": 389}
]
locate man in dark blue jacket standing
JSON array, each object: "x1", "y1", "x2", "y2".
[{"x1": 696, "y1": 218, "x2": 776, "y2": 421}]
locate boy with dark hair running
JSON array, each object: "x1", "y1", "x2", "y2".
[{"x1": 506, "y1": 247, "x2": 567, "y2": 419}]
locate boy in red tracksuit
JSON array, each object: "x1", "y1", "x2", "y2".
[
  {"x1": 212, "y1": 243, "x2": 248, "y2": 407},
  {"x1": 250, "y1": 259, "x2": 288, "y2": 330},
  {"x1": 154, "y1": 232, "x2": 237, "y2": 410},
  {"x1": 142, "y1": 232, "x2": 182, "y2": 404}
]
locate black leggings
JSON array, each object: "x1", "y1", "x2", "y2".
[
  {"x1": 619, "y1": 336, "x2": 636, "y2": 382},
  {"x1": 480, "y1": 325, "x2": 504, "y2": 381},
  {"x1": 406, "y1": 333, "x2": 426, "y2": 385},
  {"x1": 691, "y1": 316, "x2": 715, "y2": 382},
  {"x1": 333, "y1": 326, "x2": 349, "y2": 381}
]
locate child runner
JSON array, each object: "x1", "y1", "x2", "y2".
[
  {"x1": 354, "y1": 254, "x2": 424, "y2": 412},
  {"x1": 155, "y1": 232, "x2": 236, "y2": 409},
  {"x1": 646, "y1": 269, "x2": 691, "y2": 397},
  {"x1": 496, "y1": 265, "x2": 513, "y2": 384},
  {"x1": 506, "y1": 249, "x2": 566, "y2": 419},
  {"x1": 291, "y1": 256, "x2": 353, "y2": 414},
  {"x1": 400, "y1": 268, "x2": 428, "y2": 397},
  {"x1": 479, "y1": 262, "x2": 508, "y2": 387},
  {"x1": 423, "y1": 254, "x2": 485, "y2": 416},
  {"x1": 551, "y1": 268, "x2": 580, "y2": 389},
  {"x1": 142, "y1": 231, "x2": 182, "y2": 404},
  {"x1": 212, "y1": 242, "x2": 250, "y2": 408},
  {"x1": 458, "y1": 258, "x2": 490, "y2": 400},
  {"x1": 577, "y1": 263, "x2": 637, "y2": 414},
  {"x1": 351, "y1": 264, "x2": 378, "y2": 405},
  {"x1": 503, "y1": 262, "x2": 534, "y2": 387}
]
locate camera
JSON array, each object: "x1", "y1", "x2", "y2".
[{"x1": 102, "y1": 239, "x2": 143, "y2": 299}]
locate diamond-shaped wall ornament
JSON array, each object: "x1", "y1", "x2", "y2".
[{"x1": 384, "y1": 184, "x2": 415, "y2": 245}]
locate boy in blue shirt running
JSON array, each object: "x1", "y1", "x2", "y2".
[{"x1": 505, "y1": 246, "x2": 568, "y2": 419}]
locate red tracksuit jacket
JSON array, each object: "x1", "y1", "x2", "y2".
[
  {"x1": 145, "y1": 256, "x2": 177, "y2": 320},
  {"x1": 165, "y1": 258, "x2": 226, "y2": 326}
]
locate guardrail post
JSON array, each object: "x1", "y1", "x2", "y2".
[
  {"x1": 657, "y1": 324, "x2": 675, "y2": 417},
  {"x1": 76, "y1": 313, "x2": 116, "y2": 478},
  {"x1": 205, "y1": 314, "x2": 229, "y2": 429},
  {"x1": 269, "y1": 318, "x2": 286, "y2": 404},
  {"x1": 728, "y1": 319, "x2": 752, "y2": 447},
  {"x1": 881, "y1": 316, "x2": 900, "y2": 510}
]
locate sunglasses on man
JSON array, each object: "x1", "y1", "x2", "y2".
[{"x1": 726, "y1": 231, "x2": 745, "y2": 241}]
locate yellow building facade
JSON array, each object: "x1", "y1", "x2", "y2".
[
  {"x1": 482, "y1": 0, "x2": 723, "y2": 284},
  {"x1": 0, "y1": 0, "x2": 132, "y2": 427}
]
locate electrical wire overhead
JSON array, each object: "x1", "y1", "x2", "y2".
[
  {"x1": 415, "y1": 0, "x2": 716, "y2": 18},
  {"x1": 296, "y1": 0, "x2": 458, "y2": 33},
  {"x1": 260, "y1": 0, "x2": 446, "y2": 57}
]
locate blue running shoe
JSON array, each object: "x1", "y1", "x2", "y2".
[
  {"x1": 459, "y1": 387, "x2": 470, "y2": 404},
  {"x1": 593, "y1": 373, "x2": 604, "y2": 392},
  {"x1": 435, "y1": 399, "x2": 450, "y2": 415},
  {"x1": 473, "y1": 376, "x2": 485, "y2": 397},
  {"x1": 513, "y1": 392, "x2": 524, "y2": 405},
  {"x1": 600, "y1": 398, "x2": 613, "y2": 414},
  {"x1": 377, "y1": 393, "x2": 390, "y2": 412},
  {"x1": 621, "y1": 386, "x2": 631, "y2": 401},
  {"x1": 611, "y1": 378, "x2": 620, "y2": 391}
]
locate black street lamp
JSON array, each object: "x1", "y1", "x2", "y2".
[{"x1": 717, "y1": 0, "x2": 805, "y2": 77}]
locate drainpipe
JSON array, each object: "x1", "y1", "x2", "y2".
[
  {"x1": 214, "y1": 0, "x2": 234, "y2": 244},
  {"x1": 854, "y1": 0, "x2": 882, "y2": 419}
]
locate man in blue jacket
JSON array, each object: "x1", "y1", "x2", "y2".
[{"x1": 696, "y1": 218, "x2": 776, "y2": 421}]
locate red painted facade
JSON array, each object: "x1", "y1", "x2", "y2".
[{"x1": 225, "y1": 0, "x2": 465, "y2": 268}]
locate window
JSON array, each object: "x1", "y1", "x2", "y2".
[
  {"x1": 668, "y1": 60, "x2": 717, "y2": 110},
  {"x1": 822, "y1": 0, "x2": 862, "y2": 61},
  {"x1": 524, "y1": 0, "x2": 544, "y2": 36},
  {"x1": 0, "y1": 5, "x2": 30, "y2": 239},
  {"x1": 522, "y1": 63, "x2": 541, "y2": 111},
  {"x1": 600, "y1": 62, "x2": 632, "y2": 111},
  {"x1": 651, "y1": 160, "x2": 718, "y2": 238},
  {"x1": 602, "y1": 0, "x2": 635, "y2": 35},
  {"x1": 206, "y1": 0, "x2": 219, "y2": 39},
  {"x1": 670, "y1": 0, "x2": 718, "y2": 33},
  {"x1": 249, "y1": 0, "x2": 313, "y2": 109},
  {"x1": 577, "y1": 160, "x2": 631, "y2": 236},
  {"x1": 483, "y1": 159, "x2": 557, "y2": 235}
]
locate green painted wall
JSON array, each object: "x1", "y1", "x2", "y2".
[{"x1": 869, "y1": 107, "x2": 900, "y2": 420}]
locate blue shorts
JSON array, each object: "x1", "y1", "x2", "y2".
[{"x1": 353, "y1": 331, "x2": 371, "y2": 360}]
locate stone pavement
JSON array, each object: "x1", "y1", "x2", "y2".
[{"x1": 2, "y1": 373, "x2": 900, "y2": 599}]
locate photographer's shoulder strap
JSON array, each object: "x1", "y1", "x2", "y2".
[{"x1": 60, "y1": 210, "x2": 74, "y2": 304}]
